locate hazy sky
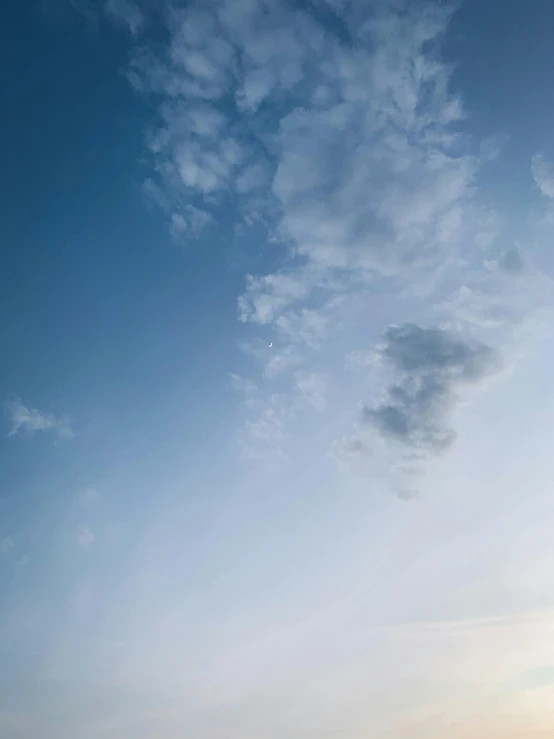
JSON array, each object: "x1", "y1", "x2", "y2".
[{"x1": 2, "y1": 0, "x2": 554, "y2": 736}]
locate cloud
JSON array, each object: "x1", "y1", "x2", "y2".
[
  {"x1": 362, "y1": 324, "x2": 500, "y2": 455},
  {"x1": 532, "y1": 153, "x2": 554, "y2": 199},
  {"x1": 5, "y1": 399, "x2": 73, "y2": 439},
  {"x1": 77, "y1": 526, "x2": 95, "y2": 549},
  {"x1": 1, "y1": 536, "x2": 13, "y2": 554}
]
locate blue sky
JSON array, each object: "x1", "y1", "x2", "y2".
[{"x1": 2, "y1": 0, "x2": 554, "y2": 736}]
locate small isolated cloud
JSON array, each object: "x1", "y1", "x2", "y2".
[
  {"x1": 104, "y1": 0, "x2": 145, "y2": 36},
  {"x1": 1, "y1": 536, "x2": 13, "y2": 554},
  {"x1": 77, "y1": 526, "x2": 95, "y2": 549},
  {"x1": 363, "y1": 324, "x2": 500, "y2": 455},
  {"x1": 5, "y1": 398, "x2": 73, "y2": 439},
  {"x1": 531, "y1": 154, "x2": 554, "y2": 199}
]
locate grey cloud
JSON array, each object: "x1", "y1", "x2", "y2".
[
  {"x1": 121, "y1": 0, "x2": 487, "y2": 346},
  {"x1": 77, "y1": 526, "x2": 95, "y2": 549},
  {"x1": 363, "y1": 324, "x2": 499, "y2": 454}
]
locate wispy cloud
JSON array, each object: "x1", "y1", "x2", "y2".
[{"x1": 5, "y1": 398, "x2": 73, "y2": 439}]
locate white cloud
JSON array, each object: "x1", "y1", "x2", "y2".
[
  {"x1": 5, "y1": 398, "x2": 73, "y2": 439},
  {"x1": 77, "y1": 526, "x2": 95, "y2": 549},
  {"x1": 227, "y1": 372, "x2": 258, "y2": 407}
]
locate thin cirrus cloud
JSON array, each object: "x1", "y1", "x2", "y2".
[{"x1": 5, "y1": 398, "x2": 73, "y2": 440}]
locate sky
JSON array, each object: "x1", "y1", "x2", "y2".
[{"x1": 2, "y1": 0, "x2": 554, "y2": 736}]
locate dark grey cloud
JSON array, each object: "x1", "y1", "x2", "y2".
[{"x1": 363, "y1": 324, "x2": 499, "y2": 454}]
